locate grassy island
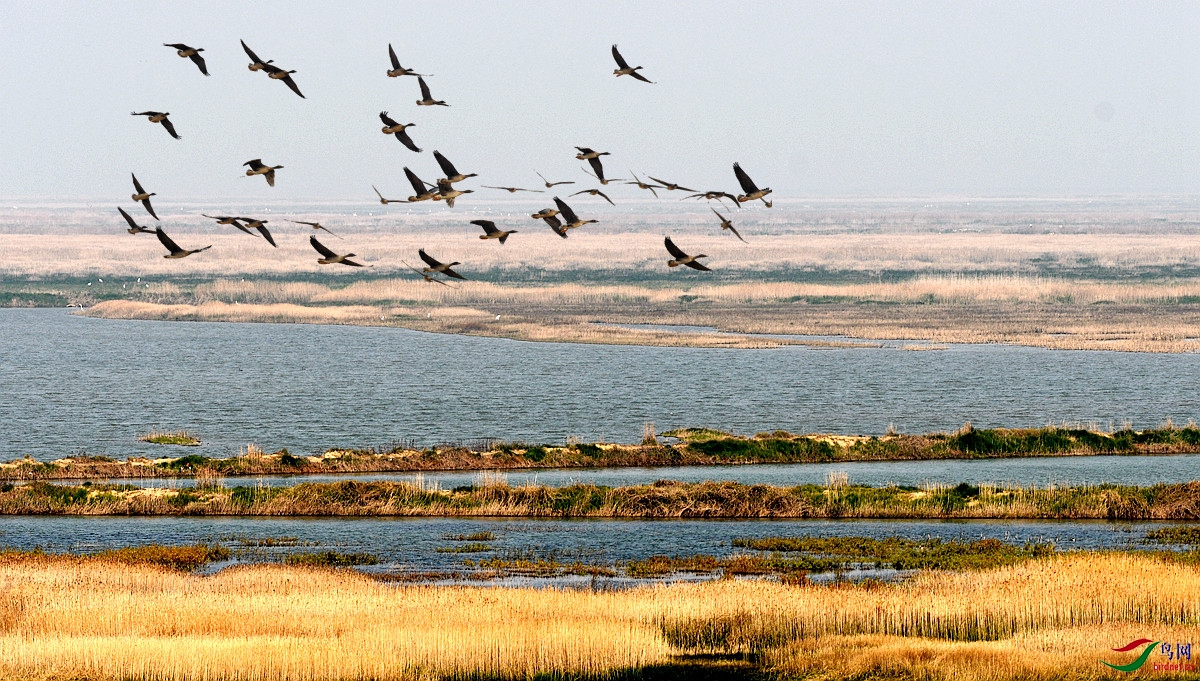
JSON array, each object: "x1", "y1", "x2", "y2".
[{"x1": 4, "y1": 423, "x2": 1200, "y2": 482}]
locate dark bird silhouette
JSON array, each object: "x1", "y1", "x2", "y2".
[
  {"x1": 472, "y1": 219, "x2": 517, "y2": 244},
  {"x1": 118, "y1": 207, "x2": 154, "y2": 235},
  {"x1": 435, "y1": 179, "x2": 473, "y2": 208},
  {"x1": 419, "y1": 249, "x2": 465, "y2": 279},
  {"x1": 244, "y1": 159, "x2": 283, "y2": 187},
  {"x1": 433, "y1": 150, "x2": 477, "y2": 183},
  {"x1": 611, "y1": 45, "x2": 654, "y2": 83},
  {"x1": 131, "y1": 111, "x2": 180, "y2": 139},
  {"x1": 130, "y1": 174, "x2": 159, "y2": 220},
  {"x1": 404, "y1": 167, "x2": 439, "y2": 202},
  {"x1": 664, "y1": 237, "x2": 710, "y2": 271},
  {"x1": 156, "y1": 228, "x2": 211, "y2": 258},
  {"x1": 571, "y1": 188, "x2": 614, "y2": 206},
  {"x1": 647, "y1": 176, "x2": 696, "y2": 192},
  {"x1": 541, "y1": 214, "x2": 568, "y2": 239},
  {"x1": 733, "y1": 162, "x2": 772, "y2": 207},
  {"x1": 379, "y1": 112, "x2": 421, "y2": 152},
  {"x1": 712, "y1": 207, "x2": 746, "y2": 242},
  {"x1": 164, "y1": 43, "x2": 209, "y2": 75},
  {"x1": 531, "y1": 207, "x2": 560, "y2": 220},
  {"x1": 202, "y1": 214, "x2": 258, "y2": 236},
  {"x1": 554, "y1": 196, "x2": 598, "y2": 232},
  {"x1": 289, "y1": 219, "x2": 340, "y2": 238},
  {"x1": 536, "y1": 172, "x2": 574, "y2": 188},
  {"x1": 387, "y1": 44, "x2": 430, "y2": 77},
  {"x1": 238, "y1": 217, "x2": 276, "y2": 247},
  {"x1": 683, "y1": 190, "x2": 740, "y2": 208},
  {"x1": 262, "y1": 63, "x2": 305, "y2": 99},
  {"x1": 416, "y1": 76, "x2": 447, "y2": 106},
  {"x1": 240, "y1": 40, "x2": 273, "y2": 71},
  {"x1": 372, "y1": 185, "x2": 402, "y2": 204},
  {"x1": 625, "y1": 172, "x2": 662, "y2": 198},
  {"x1": 402, "y1": 260, "x2": 452, "y2": 285},
  {"x1": 482, "y1": 185, "x2": 542, "y2": 194},
  {"x1": 574, "y1": 148, "x2": 612, "y2": 184},
  {"x1": 310, "y1": 236, "x2": 363, "y2": 266}
]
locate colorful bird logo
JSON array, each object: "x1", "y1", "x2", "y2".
[{"x1": 1102, "y1": 639, "x2": 1159, "y2": 672}]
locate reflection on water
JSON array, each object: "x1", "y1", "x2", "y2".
[{"x1": 3, "y1": 309, "x2": 1200, "y2": 461}]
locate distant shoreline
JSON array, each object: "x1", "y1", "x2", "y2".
[{"x1": 3, "y1": 425, "x2": 1199, "y2": 482}]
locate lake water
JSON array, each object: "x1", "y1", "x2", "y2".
[{"x1": 3, "y1": 309, "x2": 1200, "y2": 463}]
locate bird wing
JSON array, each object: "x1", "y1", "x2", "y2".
[
  {"x1": 131, "y1": 173, "x2": 146, "y2": 194},
  {"x1": 733, "y1": 162, "x2": 759, "y2": 194},
  {"x1": 265, "y1": 169, "x2": 276, "y2": 187},
  {"x1": 156, "y1": 228, "x2": 182, "y2": 254},
  {"x1": 404, "y1": 167, "x2": 426, "y2": 195},
  {"x1": 553, "y1": 197, "x2": 579, "y2": 224},
  {"x1": 241, "y1": 40, "x2": 263, "y2": 64},
  {"x1": 141, "y1": 197, "x2": 159, "y2": 220},
  {"x1": 471, "y1": 220, "x2": 499, "y2": 234},
  {"x1": 164, "y1": 43, "x2": 188, "y2": 50},
  {"x1": 190, "y1": 52, "x2": 209, "y2": 75},
  {"x1": 597, "y1": 191, "x2": 614, "y2": 206},
  {"x1": 685, "y1": 259, "x2": 711, "y2": 272},
  {"x1": 396, "y1": 128, "x2": 421, "y2": 152},
  {"x1": 575, "y1": 147, "x2": 593, "y2": 155},
  {"x1": 290, "y1": 220, "x2": 317, "y2": 227},
  {"x1": 711, "y1": 207, "x2": 726, "y2": 221},
  {"x1": 543, "y1": 215, "x2": 567, "y2": 238},
  {"x1": 664, "y1": 236, "x2": 688, "y2": 260},
  {"x1": 341, "y1": 258, "x2": 364, "y2": 267},
  {"x1": 442, "y1": 266, "x2": 465, "y2": 280},
  {"x1": 418, "y1": 249, "x2": 442, "y2": 268},
  {"x1": 117, "y1": 207, "x2": 139, "y2": 230},
  {"x1": 433, "y1": 150, "x2": 457, "y2": 178},
  {"x1": 388, "y1": 43, "x2": 401, "y2": 70},
  {"x1": 159, "y1": 117, "x2": 180, "y2": 139},
  {"x1": 611, "y1": 44, "x2": 630, "y2": 70},
  {"x1": 418, "y1": 76, "x2": 432, "y2": 100},
  {"x1": 728, "y1": 224, "x2": 746, "y2": 243},
  {"x1": 379, "y1": 111, "x2": 399, "y2": 126},
  {"x1": 256, "y1": 223, "x2": 277, "y2": 247},
  {"x1": 245, "y1": 159, "x2": 263, "y2": 169},
  {"x1": 630, "y1": 70, "x2": 653, "y2": 83},
  {"x1": 310, "y1": 236, "x2": 337, "y2": 258},
  {"x1": 587, "y1": 156, "x2": 606, "y2": 181},
  {"x1": 372, "y1": 185, "x2": 387, "y2": 201},
  {"x1": 281, "y1": 74, "x2": 305, "y2": 98}
]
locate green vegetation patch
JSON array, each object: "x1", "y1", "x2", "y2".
[
  {"x1": 140, "y1": 431, "x2": 201, "y2": 446},
  {"x1": 435, "y1": 543, "x2": 492, "y2": 553},
  {"x1": 1144, "y1": 526, "x2": 1200, "y2": 546},
  {"x1": 283, "y1": 550, "x2": 379, "y2": 567},
  {"x1": 731, "y1": 536, "x2": 1054, "y2": 571}
]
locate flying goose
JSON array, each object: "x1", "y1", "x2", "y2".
[
  {"x1": 472, "y1": 219, "x2": 517, "y2": 244},
  {"x1": 156, "y1": 228, "x2": 211, "y2": 258},
  {"x1": 240, "y1": 40, "x2": 273, "y2": 71},
  {"x1": 683, "y1": 190, "x2": 739, "y2": 208},
  {"x1": 130, "y1": 174, "x2": 159, "y2": 220},
  {"x1": 416, "y1": 76, "x2": 447, "y2": 106},
  {"x1": 237, "y1": 217, "x2": 277, "y2": 247},
  {"x1": 434, "y1": 178, "x2": 472, "y2": 208},
  {"x1": 387, "y1": 44, "x2": 430, "y2": 77},
  {"x1": 647, "y1": 176, "x2": 695, "y2": 192},
  {"x1": 733, "y1": 162, "x2": 772, "y2": 206},
  {"x1": 131, "y1": 111, "x2": 180, "y2": 139},
  {"x1": 310, "y1": 236, "x2": 363, "y2": 266},
  {"x1": 164, "y1": 43, "x2": 208, "y2": 76},
  {"x1": 625, "y1": 172, "x2": 662, "y2": 198},
  {"x1": 419, "y1": 249, "x2": 465, "y2": 279},
  {"x1": 404, "y1": 167, "x2": 439, "y2": 202},
  {"x1": 553, "y1": 196, "x2": 598, "y2": 232},
  {"x1": 244, "y1": 159, "x2": 283, "y2": 187},
  {"x1": 289, "y1": 219, "x2": 340, "y2": 238},
  {"x1": 530, "y1": 207, "x2": 559, "y2": 220},
  {"x1": 571, "y1": 188, "x2": 614, "y2": 206},
  {"x1": 372, "y1": 185, "x2": 402, "y2": 204},
  {"x1": 118, "y1": 207, "x2": 154, "y2": 235},
  {"x1": 433, "y1": 150, "x2": 477, "y2": 183},
  {"x1": 575, "y1": 148, "x2": 614, "y2": 184},
  {"x1": 482, "y1": 185, "x2": 542, "y2": 194},
  {"x1": 536, "y1": 172, "x2": 574, "y2": 188},
  {"x1": 402, "y1": 260, "x2": 452, "y2": 285},
  {"x1": 262, "y1": 63, "x2": 305, "y2": 99},
  {"x1": 541, "y1": 214, "x2": 568, "y2": 238},
  {"x1": 202, "y1": 214, "x2": 258, "y2": 236},
  {"x1": 711, "y1": 207, "x2": 746, "y2": 242},
  {"x1": 664, "y1": 237, "x2": 710, "y2": 271},
  {"x1": 379, "y1": 112, "x2": 421, "y2": 152},
  {"x1": 611, "y1": 45, "x2": 654, "y2": 83}
]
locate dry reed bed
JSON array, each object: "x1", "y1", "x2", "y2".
[
  {"x1": 0, "y1": 553, "x2": 1196, "y2": 680},
  {"x1": 4, "y1": 480, "x2": 1198, "y2": 519}
]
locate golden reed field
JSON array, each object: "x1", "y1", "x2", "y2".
[{"x1": 0, "y1": 552, "x2": 1196, "y2": 680}]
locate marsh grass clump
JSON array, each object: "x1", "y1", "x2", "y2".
[
  {"x1": 442, "y1": 531, "x2": 495, "y2": 541},
  {"x1": 139, "y1": 430, "x2": 200, "y2": 446},
  {"x1": 1144, "y1": 526, "x2": 1200, "y2": 545},
  {"x1": 0, "y1": 543, "x2": 227, "y2": 572},
  {"x1": 283, "y1": 550, "x2": 379, "y2": 567},
  {"x1": 435, "y1": 543, "x2": 492, "y2": 553},
  {"x1": 730, "y1": 536, "x2": 1053, "y2": 571},
  {"x1": 158, "y1": 454, "x2": 209, "y2": 470}
]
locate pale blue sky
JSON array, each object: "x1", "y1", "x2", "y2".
[{"x1": 1, "y1": 1, "x2": 1198, "y2": 201}]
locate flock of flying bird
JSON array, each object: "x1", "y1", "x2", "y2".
[{"x1": 122, "y1": 40, "x2": 774, "y2": 279}]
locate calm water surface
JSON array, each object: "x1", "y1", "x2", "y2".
[{"x1": 3, "y1": 309, "x2": 1200, "y2": 462}]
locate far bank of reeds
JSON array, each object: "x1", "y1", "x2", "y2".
[
  {"x1": 2, "y1": 479, "x2": 1197, "y2": 519},
  {"x1": 5, "y1": 423, "x2": 1200, "y2": 482}
]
